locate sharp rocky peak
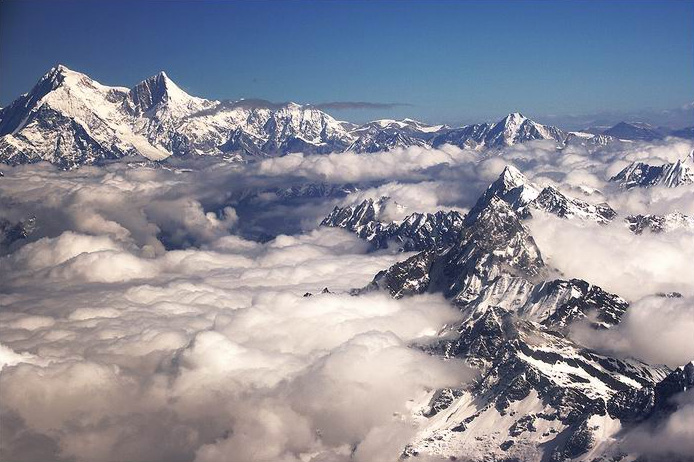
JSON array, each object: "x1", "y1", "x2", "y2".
[
  {"x1": 499, "y1": 165, "x2": 532, "y2": 188},
  {"x1": 470, "y1": 166, "x2": 617, "y2": 224},
  {"x1": 366, "y1": 195, "x2": 545, "y2": 302},
  {"x1": 321, "y1": 197, "x2": 465, "y2": 252},
  {"x1": 128, "y1": 70, "x2": 197, "y2": 114},
  {"x1": 0, "y1": 64, "x2": 113, "y2": 139},
  {"x1": 466, "y1": 166, "x2": 540, "y2": 223}
]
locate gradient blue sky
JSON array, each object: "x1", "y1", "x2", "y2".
[{"x1": 1, "y1": 0, "x2": 693, "y2": 125}]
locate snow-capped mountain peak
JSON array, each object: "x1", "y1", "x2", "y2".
[
  {"x1": 499, "y1": 164, "x2": 531, "y2": 189},
  {"x1": 486, "y1": 113, "x2": 532, "y2": 146},
  {"x1": 431, "y1": 113, "x2": 566, "y2": 150},
  {"x1": 0, "y1": 66, "x2": 640, "y2": 169},
  {"x1": 127, "y1": 71, "x2": 211, "y2": 116},
  {"x1": 532, "y1": 185, "x2": 617, "y2": 223},
  {"x1": 322, "y1": 197, "x2": 465, "y2": 252},
  {"x1": 500, "y1": 111, "x2": 527, "y2": 129},
  {"x1": 19, "y1": 64, "x2": 125, "y2": 116},
  {"x1": 42, "y1": 64, "x2": 92, "y2": 87},
  {"x1": 470, "y1": 167, "x2": 618, "y2": 224},
  {"x1": 465, "y1": 166, "x2": 541, "y2": 222}
]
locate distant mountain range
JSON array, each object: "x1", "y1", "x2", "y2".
[
  {"x1": 1, "y1": 65, "x2": 693, "y2": 169},
  {"x1": 610, "y1": 150, "x2": 694, "y2": 189}
]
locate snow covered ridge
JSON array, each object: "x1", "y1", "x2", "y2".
[
  {"x1": 321, "y1": 166, "x2": 620, "y2": 250},
  {"x1": 610, "y1": 150, "x2": 694, "y2": 189},
  {"x1": 3, "y1": 65, "x2": 693, "y2": 169},
  {"x1": 321, "y1": 196, "x2": 466, "y2": 252}
]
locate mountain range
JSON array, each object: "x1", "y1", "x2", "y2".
[
  {"x1": 1, "y1": 65, "x2": 693, "y2": 169},
  {"x1": 610, "y1": 150, "x2": 694, "y2": 189},
  {"x1": 1, "y1": 65, "x2": 693, "y2": 461},
  {"x1": 321, "y1": 166, "x2": 693, "y2": 461}
]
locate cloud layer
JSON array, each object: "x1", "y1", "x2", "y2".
[
  {"x1": 1, "y1": 137, "x2": 693, "y2": 461},
  {"x1": 0, "y1": 226, "x2": 471, "y2": 462}
]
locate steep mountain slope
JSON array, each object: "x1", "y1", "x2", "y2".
[
  {"x1": 532, "y1": 186, "x2": 617, "y2": 224},
  {"x1": 0, "y1": 65, "x2": 168, "y2": 168},
  {"x1": 321, "y1": 167, "x2": 617, "y2": 260},
  {"x1": 460, "y1": 165, "x2": 617, "y2": 224},
  {"x1": 369, "y1": 197, "x2": 546, "y2": 303}
]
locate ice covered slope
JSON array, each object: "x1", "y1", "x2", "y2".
[{"x1": 0, "y1": 65, "x2": 172, "y2": 168}]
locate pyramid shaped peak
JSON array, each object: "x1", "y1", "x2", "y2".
[
  {"x1": 129, "y1": 70, "x2": 198, "y2": 113},
  {"x1": 492, "y1": 112, "x2": 530, "y2": 133},
  {"x1": 498, "y1": 164, "x2": 529, "y2": 187},
  {"x1": 143, "y1": 70, "x2": 179, "y2": 89},
  {"x1": 502, "y1": 164, "x2": 523, "y2": 175},
  {"x1": 502, "y1": 112, "x2": 527, "y2": 122}
]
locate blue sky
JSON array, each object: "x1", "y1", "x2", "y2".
[{"x1": 1, "y1": 0, "x2": 692, "y2": 125}]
